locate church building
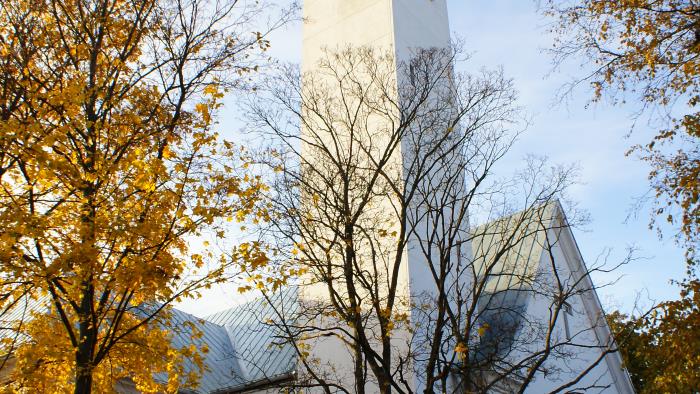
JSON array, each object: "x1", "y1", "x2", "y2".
[
  {"x1": 1, "y1": 1, "x2": 637, "y2": 393},
  {"x1": 178, "y1": 1, "x2": 635, "y2": 392}
]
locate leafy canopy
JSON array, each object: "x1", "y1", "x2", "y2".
[
  {"x1": 0, "y1": 0, "x2": 274, "y2": 391},
  {"x1": 607, "y1": 280, "x2": 700, "y2": 393},
  {"x1": 544, "y1": 0, "x2": 700, "y2": 263}
]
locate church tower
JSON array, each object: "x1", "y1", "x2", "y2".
[
  {"x1": 297, "y1": 1, "x2": 463, "y2": 393},
  {"x1": 302, "y1": 0, "x2": 451, "y2": 70}
]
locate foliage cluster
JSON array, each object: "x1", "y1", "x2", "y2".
[
  {"x1": 607, "y1": 279, "x2": 700, "y2": 393},
  {"x1": 544, "y1": 0, "x2": 700, "y2": 263},
  {"x1": 0, "y1": 0, "x2": 282, "y2": 391}
]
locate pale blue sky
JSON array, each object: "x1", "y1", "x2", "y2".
[
  {"x1": 178, "y1": 1, "x2": 688, "y2": 316},
  {"x1": 442, "y1": 1, "x2": 686, "y2": 312},
  {"x1": 452, "y1": 1, "x2": 689, "y2": 312}
]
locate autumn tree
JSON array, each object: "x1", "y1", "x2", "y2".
[
  {"x1": 542, "y1": 0, "x2": 700, "y2": 265},
  {"x1": 0, "y1": 0, "x2": 291, "y2": 392},
  {"x1": 244, "y1": 48, "x2": 631, "y2": 393},
  {"x1": 607, "y1": 279, "x2": 700, "y2": 393},
  {"x1": 543, "y1": 3, "x2": 700, "y2": 391}
]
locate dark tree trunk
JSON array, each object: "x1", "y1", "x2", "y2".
[
  {"x1": 74, "y1": 283, "x2": 97, "y2": 394},
  {"x1": 74, "y1": 370, "x2": 93, "y2": 394}
]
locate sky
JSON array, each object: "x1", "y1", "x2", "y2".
[
  {"x1": 177, "y1": 0, "x2": 688, "y2": 317},
  {"x1": 438, "y1": 1, "x2": 686, "y2": 312}
]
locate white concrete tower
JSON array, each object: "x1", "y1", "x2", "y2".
[
  {"x1": 299, "y1": 1, "x2": 460, "y2": 392},
  {"x1": 302, "y1": 0, "x2": 451, "y2": 70}
]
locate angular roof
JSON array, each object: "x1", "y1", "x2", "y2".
[
  {"x1": 470, "y1": 202, "x2": 559, "y2": 294},
  {"x1": 0, "y1": 288, "x2": 298, "y2": 394},
  {"x1": 167, "y1": 307, "x2": 240, "y2": 393},
  {"x1": 468, "y1": 203, "x2": 556, "y2": 359},
  {"x1": 198, "y1": 287, "x2": 298, "y2": 393}
]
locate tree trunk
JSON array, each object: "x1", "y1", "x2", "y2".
[
  {"x1": 74, "y1": 282, "x2": 96, "y2": 394},
  {"x1": 74, "y1": 365, "x2": 93, "y2": 394},
  {"x1": 353, "y1": 327, "x2": 366, "y2": 394}
]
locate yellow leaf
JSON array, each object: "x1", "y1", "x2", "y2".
[{"x1": 478, "y1": 323, "x2": 489, "y2": 337}]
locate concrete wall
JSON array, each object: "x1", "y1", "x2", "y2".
[
  {"x1": 516, "y1": 225, "x2": 634, "y2": 394},
  {"x1": 299, "y1": 1, "x2": 458, "y2": 393}
]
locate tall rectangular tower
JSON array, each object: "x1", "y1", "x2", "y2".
[
  {"x1": 298, "y1": 1, "x2": 459, "y2": 392},
  {"x1": 302, "y1": 0, "x2": 451, "y2": 70}
]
